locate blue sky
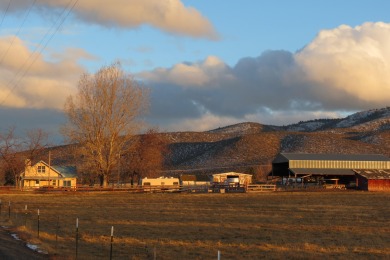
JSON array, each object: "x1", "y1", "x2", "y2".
[{"x1": 0, "y1": 0, "x2": 390, "y2": 143}]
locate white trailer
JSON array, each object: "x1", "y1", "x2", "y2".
[{"x1": 140, "y1": 177, "x2": 180, "y2": 186}]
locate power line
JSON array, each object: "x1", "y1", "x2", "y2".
[
  {"x1": 0, "y1": 0, "x2": 79, "y2": 106},
  {"x1": 1, "y1": 0, "x2": 74, "y2": 99},
  {"x1": 0, "y1": 0, "x2": 37, "y2": 66},
  {"x1": 0, "y1": 0, "x2": 12, "y2": 29}
]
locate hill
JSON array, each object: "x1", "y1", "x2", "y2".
[
  {"x1": 162, "y1": 107, "x2": 390, "y2": 179},
  {"x1": 47, "y1": 107, "x2": 390, "y2": 181}
]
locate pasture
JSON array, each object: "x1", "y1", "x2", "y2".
[{"x1": 0, "y1": 191, "x2": 389, "y2": 259}]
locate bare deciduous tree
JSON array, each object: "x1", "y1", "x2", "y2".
[
  {"x1": 122, "y1": 128, "x2": 169, "y2": 185},
  {"x1": 0, "y1": 127, "x2": 21, "y2": 186},
  {"x1": 62, "y1": 63, "x2": 149, "y2": 187},
  {"x1": 24, "y1": 129, "x2": 49, "y2": 162},
  {"x1": 0, "y1": 127, "x2": 49, "y2": 186}
]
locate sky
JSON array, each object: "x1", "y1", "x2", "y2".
[{"x1": 0, "y1": 0, "x2": 390, "y2": 143}]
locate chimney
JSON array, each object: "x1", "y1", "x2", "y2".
[{"x1": 25, "y1": 159, "x2": 31, "y2": 167}]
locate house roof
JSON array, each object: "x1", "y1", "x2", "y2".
[
  {"x1": 52, "y1": 165, "x2": 77, "y2": 178},
  {"x1": 23, "y1": 160, "x2": 77, "y2": 178},
  {"x1": 290, "y1": 168, "x2": 356, "y2": 176},
  {"x1": 273, "y1": 153, "x2": 390, "y2": 163},
  {"x1": 354, "y1": 169, "x2": 390, "y2": 180}
]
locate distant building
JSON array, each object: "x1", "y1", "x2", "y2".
[
  {"x1": 212, "y1": 172, "x2": 252, "y2": 186},
  {"x1": 355, "y1": 169, "x2": 390, "y2": 191},
  {"x1": 20, "y1": 160, "x2": 77, "y2": 188},
  {"x1": 271, "y1": 153, "x2": 390, "y2": 190}
]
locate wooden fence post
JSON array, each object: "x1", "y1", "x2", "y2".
[
  {"x1": 76, "y1": 218, "x2": 79, "y2": 259},
  {"x1": 24, "y1": 205, "x2": 27, "y2": 226},
  {"x1": 37, "y1": 209, "x2": 40, "y2": 238},
  {"x1": 55, "y1": 216, "x2": 59, "y2": 254},
  {"x1": 110, "y1": 226, "x2": 114, "y2": 260}
]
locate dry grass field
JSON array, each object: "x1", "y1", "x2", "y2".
[{"x1": 0, "y1": 191, "x2": 389, "y2": 259}]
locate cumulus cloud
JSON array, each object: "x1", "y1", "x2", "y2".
[
  {"x1": 141, "y1": 56, "x2": 230, "y2": 87},
  {"x1": 142, "y1": 22, "x2": 390, "y2": 131},
  {"x1": 2, "y1": 19, "x2": 389, "y2": 134},
  {"x1": 0, "y1": 36, "x2": 86, "y2": 109},
  {"x1": 295, "y1": 22, "x2": 390, "y2": 105},
  {"x1": 0, "y1": 0, "x2": 218, "y2": 40}
]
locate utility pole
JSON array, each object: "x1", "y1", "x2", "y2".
[
  {"x1": 48, "y1": 151, "x2": 51, "y2": 187},
  {"x1": 117, "y1": 152, "x2": 121, "y2": 187}
]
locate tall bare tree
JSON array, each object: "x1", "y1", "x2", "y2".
[{"x1": 62, "y1": 63, "x2": 149, "y2": 187}]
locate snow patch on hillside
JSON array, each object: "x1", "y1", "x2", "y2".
[
  {"x1": 284, "y1": 107, "x2": 390, "y2": 132},
  {"x1": 209, "y1": 122, "x2": 263, "y2": 135},
  {"x1": 287, "y1": 121, "x2": 326, "y2": 131},
  {"x1": 350, "y1": 118, "x2": 390, "y2": 131},
  {"x1": 336, "y1": 107, "x2": 390, "y2": 129}
]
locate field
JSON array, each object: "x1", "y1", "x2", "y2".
[{"x1": 0, "y1": 191, "x2": 389, "y2": 259}]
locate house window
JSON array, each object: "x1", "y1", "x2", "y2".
[
  {"x1": 52, "y1": 180, "x2": 56, "y2": 186},
  {"x1": 143, "y1": 182, "x2": 151, "y2": 186},
  {"x1": 63, "y1": 180, "x2": 71, "y2": 187},
  {"x1": 35, "y1": 180, "x2": 39, "y2": 185},
  {"x1": 37, "y1": 166, "x2": 46, "y2": 173}
]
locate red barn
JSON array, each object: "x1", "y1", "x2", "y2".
[{"x1": 355, "y1": 170, "x2": 390, "y2": 191}]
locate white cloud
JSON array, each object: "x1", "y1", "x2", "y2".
[
  {"x1": 163, "y1": 113, "x2": 243, "y2": 132},
  {"x1": 0, "y1": 36, "x2": 85, "y2": 109},
  {"x1": 161, "y1": 110, "x2": 345, "y2": 132},
  {"x1": 141, "y1": 56, "x2": 231, "y2": 87},
  {"x1": 2, "y1": 0, "x2": 218, "y2": 40},
  {"x1": 143, "y1": 22, "x2": 390, "y2": 129},
  {"x1": 295, "y1": 22, "x2": 390, "y2": 104},
  {"x1": 2, "y1": 20, "x2": 390, "y2": 134}
]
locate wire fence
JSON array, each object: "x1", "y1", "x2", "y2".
[{"x1": 0, "y1": 199, "x2": 225, "y2": 259}]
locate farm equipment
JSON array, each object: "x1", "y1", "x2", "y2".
[{"x1": 323, "y1": 178, "x2": 346, "y2": 189}]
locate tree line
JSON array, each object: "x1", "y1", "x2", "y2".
[{"x1": 0, "y1": 63, "x2": 168, "y2": 187}]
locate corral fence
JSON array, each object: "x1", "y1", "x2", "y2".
[
  {"x1": 246, "y1": 184, "x2": 277, "y2": 192},
  {"x1": 9, "y1": 184, "x2": 278, "y2": 193},
  {"x1": 0, "y1": 186, "x2": 19, "y2": 192}
]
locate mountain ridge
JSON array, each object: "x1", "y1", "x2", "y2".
[
  {"x1": 162, "y1": 107, "x2": 390, "y2": 179},
  {"x1": 46, "y1": 107, "x2": 390, "y2": 181}
]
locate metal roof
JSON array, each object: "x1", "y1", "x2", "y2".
[
  {"x1": 290, "y1": 168, "x2": 356, "y2": 176},
  {"x1": 354, "y1": 169, "x2": 390, "y2": 180},
  {"x1": 276, "y1": 153, "x2": 390, "y2": 162},
  {"x1": 51, "y1": 165, "x2": 77, "y2": 178}
]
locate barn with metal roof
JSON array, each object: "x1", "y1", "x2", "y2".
[{"x1": 271, "y1": 153, "x2": 390, "y2": 190}]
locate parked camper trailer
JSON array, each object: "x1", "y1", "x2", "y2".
[{"x1": 140, "y1": 177, "x2": 180, "y2": 186}]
